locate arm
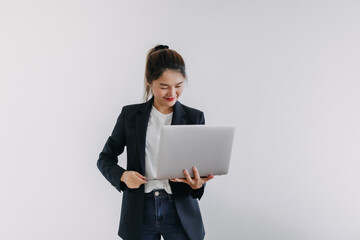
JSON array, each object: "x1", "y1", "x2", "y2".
[{"x1": 97, "y1": 107, "x2": 127, "y2": 192}]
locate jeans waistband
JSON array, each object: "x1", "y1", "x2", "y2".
[{"x1": 144, "y1": 189, "x2": 173, "y2": 199}]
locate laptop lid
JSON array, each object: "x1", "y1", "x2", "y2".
[{"x1": 156, "y1": 125, "x2": 235, "y2": 180}]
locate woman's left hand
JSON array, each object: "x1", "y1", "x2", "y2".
[{"x1": 170, "y1": 166, "x2": 214, "y2": 189}]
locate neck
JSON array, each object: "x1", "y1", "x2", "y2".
[{"x1": 153, "y1": 101, "x2": 173, "y2": 114}]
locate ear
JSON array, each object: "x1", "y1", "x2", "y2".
[{"x1": 146, "y1": 80, "x2": 152, "y2": 88}]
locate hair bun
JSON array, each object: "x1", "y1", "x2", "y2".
[{"x1": 155, "y1": 45, "x2": 169, "y2": 51}]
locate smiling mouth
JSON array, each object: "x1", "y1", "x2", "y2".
[{"x1": 165, "y1": 97, "x2": 175, "y2": 101}]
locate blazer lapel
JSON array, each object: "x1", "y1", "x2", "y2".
[
  {"x1": 171, "y1": 100, "x2": 187, "y2": 125},
  {"x1": 136, "y1": 97, "x2": 153, "y2": 174}
]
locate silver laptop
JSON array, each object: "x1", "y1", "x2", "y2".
[{"x1": 156, "y1": 125, "x2": 235, "y2": 180}]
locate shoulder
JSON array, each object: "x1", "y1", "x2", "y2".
[
  {"x1": 122, "y1": 102, "x2": 146, "y2": 112},
  {"x1": 117, "y1": 101, "x2": 148, "y2": 120}
]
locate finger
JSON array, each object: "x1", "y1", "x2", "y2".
[
  {"x1": 130, "y1": 179, "x2": 147, "y2": 189},
  {"x1": 135, "y1": 172, "x2": 146, "y2": 180},
  {"x1": 171, "y1": 178, "x2": 187, "y2": 183},
  {"x1": 135, "y1": 175, "x2": 147, "y2": 184},
  {"x1": 192, "y1": 166, "x2": 200, "y2": 181},
  {"x1": 202, "y1": 174, "x2": 214, "y2": 182},
  {"x1": 133, "y1": 174, "x2": 146, "y2": 183},
  {"x1": 183, "y1": 169, "x2": 193, "y2": 184}
]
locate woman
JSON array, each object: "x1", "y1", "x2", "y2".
[{"x1": 97, "y1": 44, "x2": 214, "y2": 240}]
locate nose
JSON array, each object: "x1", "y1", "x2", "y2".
[{"x1": 168, "y1": 87, "x2": 176, "y2": 97}]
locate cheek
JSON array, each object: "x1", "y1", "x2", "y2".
[
  {"x1": 177, "y1": 88, "x2": 184, "y2": 96},
  {"x1": 153, "y1": 89, "x2": 165, "y2": 97}
]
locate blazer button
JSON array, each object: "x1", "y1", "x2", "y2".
[{"x1": 154, "y1": 191, "x2": 159, "y2": 197}]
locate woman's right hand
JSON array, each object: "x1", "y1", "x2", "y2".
[{"x1": 121, "y1": 171, "x2": 147, "y2": 189}]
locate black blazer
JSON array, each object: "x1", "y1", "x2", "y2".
[{"x1": 97, "y1": 97, "x2": 206, "y2": 240}]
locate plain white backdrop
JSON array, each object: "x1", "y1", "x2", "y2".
[{"x1": 1, "y1": 1, "x2": 360, "y2": 239}]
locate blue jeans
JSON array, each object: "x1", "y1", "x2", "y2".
[{"x1": 140, "y1": 190, "x2": 189, "y2": 240}]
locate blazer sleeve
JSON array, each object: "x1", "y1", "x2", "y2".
[
  {"x1": 190, "y1": 111, "x2": 206, "y2": 200},
  {"x1": 97, "y1": 107, "x2": 127, "y2": 192}
]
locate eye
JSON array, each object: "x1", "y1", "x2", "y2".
[{"x1": 161, "y1": 88, "x2": 168, "y2": 90}]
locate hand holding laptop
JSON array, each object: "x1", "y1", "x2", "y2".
[{"x1": 170, "y1": 166, "x2": 214, "y2": 189}]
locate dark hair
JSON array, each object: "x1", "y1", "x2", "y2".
[{"x1": 144, "y1": 44, "x2": 187, "y2": 101}]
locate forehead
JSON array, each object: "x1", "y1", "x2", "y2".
[{"x1": 154, "y1": 70, "x2": 184, "y2": 85}]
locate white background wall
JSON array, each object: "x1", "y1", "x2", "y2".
[{"x1": 1, "y1": 1, "x2": 360, "y2": 239}]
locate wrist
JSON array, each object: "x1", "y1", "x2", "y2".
[{"x1": 121, "y1": 171, "x2": 128, "y2": 182}]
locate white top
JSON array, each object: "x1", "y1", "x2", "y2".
[{"x1": 144, "y1": 106, "x2": 173, "y2": 193}]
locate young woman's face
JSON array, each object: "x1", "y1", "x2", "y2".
[{"x1": 149, "y1": 69, "x2": 184, "y2": 112}]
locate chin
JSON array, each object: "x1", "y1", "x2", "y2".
[{"x1": 166, "y1": 101, "x2": 176, "y2": 107}]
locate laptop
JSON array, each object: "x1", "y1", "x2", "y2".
[{"x1": 155, "y1": 125, "x2": 235, "y2": 180}]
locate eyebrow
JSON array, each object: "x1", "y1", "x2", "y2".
[{"x1": 159, "y1": 81, "x2": 184, "y2": 86}]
